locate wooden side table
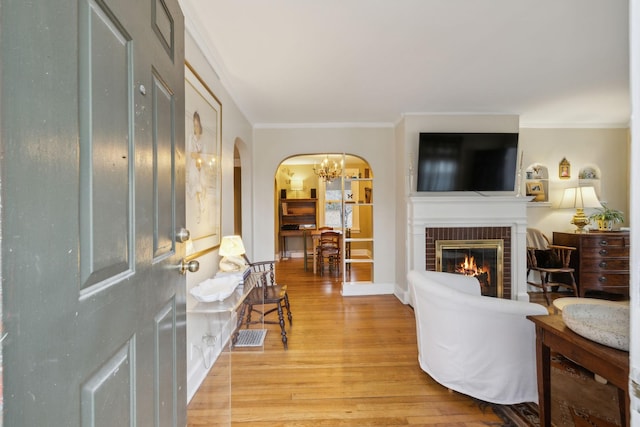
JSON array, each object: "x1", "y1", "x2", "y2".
[{"x1": 527, "y1": 314, "x2": 629, "y2": 427}]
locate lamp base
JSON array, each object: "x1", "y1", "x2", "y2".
[
  {"x1": 219, "y1": 256, "x2": 247, "y2": 272},
  {"x1": 571, "y1": 208, "x2": 590, "y2": 233}
]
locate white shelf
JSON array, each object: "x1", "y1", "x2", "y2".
[{"x1": 526, "y1": 201, "x2": 553, "y2": 208}]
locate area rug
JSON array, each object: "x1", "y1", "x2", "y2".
[{"x1": 489, "y1": 353, "x2": 621, "y2": 426}]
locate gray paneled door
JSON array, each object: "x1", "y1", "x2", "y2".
[{"x1": 1, "y1": 0, "x2": 186, "y2": 425}]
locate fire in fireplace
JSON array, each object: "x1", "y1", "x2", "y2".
[{"x1": 435, "y1": 239, "x2": 504, "y2": 298}]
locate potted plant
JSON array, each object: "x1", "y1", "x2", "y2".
[{"x1": 589, "y1": 204, "x2": 624, "y2": 231}]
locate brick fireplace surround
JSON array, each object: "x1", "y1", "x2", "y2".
[
  {"x1": 426, "y1": 226, "x2": 512, "y2": 299},
  {"x1": 408, "y1": 195, "x2": 531, "y2": 301}
]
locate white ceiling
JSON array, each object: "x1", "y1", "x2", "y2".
[{"x1": 180, "y1": 0, "x2": 630, "y2": 128}]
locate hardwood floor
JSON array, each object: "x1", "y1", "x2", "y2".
[{"x1": 187, "y1": 259, "x2": 544, "y2": 426}]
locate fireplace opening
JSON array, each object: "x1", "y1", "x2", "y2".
[{"x1": 436, "y1": 239, "x2": 504, "y2": 298}]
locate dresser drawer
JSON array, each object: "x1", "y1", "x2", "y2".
[
  {"x1": 581, "y1": 258, "x2": 629, "y2": 272},
  {"x1": 581, "y1": 272, "x2": 630, "y2": 287},
  {"x1": 581, "y1": 235, "x2": 629, "y2": 248},
  {"x1": 581, "y1": 246, "x2": 629, "y2": 259}
]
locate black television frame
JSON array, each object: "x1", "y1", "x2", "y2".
[{"x1": 416, "y1": 132, "x2": 519, "y2": 193}]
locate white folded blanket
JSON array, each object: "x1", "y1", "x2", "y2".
[{"x1": 190, "y1": 276, "x2": 239, "y2": 302}]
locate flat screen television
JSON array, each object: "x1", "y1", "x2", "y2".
[{"x1": 416, "y1": 132, "x2": 519, "y2": 192}]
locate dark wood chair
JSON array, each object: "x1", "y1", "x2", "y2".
[
  {"x1": 242, "y1": 260, "x2": 292, "y2": 349},
  {"x1": 526, "y1": 228, "x2": 578, "y2": 305},
  {"x1": 345, "y1": 228, "x2": 352, "y2": 274},
  {"x1": 317, "y1": 231, "x2": 341, "y2": 275}
]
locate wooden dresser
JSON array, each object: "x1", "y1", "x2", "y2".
[{"x1": 553, "y1": 231, "x2": 630, "y2": 298}]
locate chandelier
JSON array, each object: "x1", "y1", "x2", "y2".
[{"x1": 313, "y1": 156, "x2": 342, "y2": 182}]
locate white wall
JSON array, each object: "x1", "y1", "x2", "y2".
[
  {"x1": 518, "y1": 127, "x2": 630, "y2": 237},
  {"x1": 184, "y1": 29, "x2": 254, "y2": 401}
]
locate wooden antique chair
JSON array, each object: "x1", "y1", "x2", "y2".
[
  {"x1": 317, "y1": 231, "x2": 341, "y2": 275},
  {"x1": 241, "y1": 260, "x2": 292, "y2": 349},
  {"x1": 526, "y1": 228, "x2": 578, "y2": 305}
]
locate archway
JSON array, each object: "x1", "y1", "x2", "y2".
[
  {"x1": 275, "y1": 153, "x2": 374, "y2": 283},
  {"x1": 233, "y1": 145, "x2": 242, "y2": 235}
]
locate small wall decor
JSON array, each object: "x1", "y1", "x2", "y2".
[
  {"x1": 559, "y1": 157, "x2": 571, "y2": 179},
  {"x1": 578, "y1": 166, "x2": 598, "y2": 179},
  {"x1": 526, "y1": 181, "x2": 545, "y2": 202}
]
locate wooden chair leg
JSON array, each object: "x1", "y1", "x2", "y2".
[
  {"x1": 245, "y1": 303, "x2": 254, "y2": 325},
  {"x1": 568, "y1": 272, "x2": 579, "y2": 297},
  {"x1": 283, "y1": 293, "x2": 293, "y2": 325},
  {"x1": 541, "y1": 273, "x2": 551, "y2": 306}
]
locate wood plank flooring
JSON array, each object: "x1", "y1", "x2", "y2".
[{"x1": 187, "y1": 259, "x2": 534, "y2": 426}]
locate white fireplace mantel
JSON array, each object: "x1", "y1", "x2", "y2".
[{"x1": 407, "y1": 194, "x2": 532, "y2": 301}]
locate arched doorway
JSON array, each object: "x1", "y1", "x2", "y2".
[
  {"x1": 275, "y1": 154, "x2": 374, "y2": 284},
  {"x1": 233, "y1": 145, "x2": 242, "y2": 236}
]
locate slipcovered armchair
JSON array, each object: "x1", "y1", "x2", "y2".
[{"x1": 408, "y1": 270, "x2": 548, "y2": 404}]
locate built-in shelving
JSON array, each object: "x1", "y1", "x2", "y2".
[
  {"x1": 279, "y1": 198, "x2": 317, "y2": 230},
  {"x1": 524, "y1": 163, "x2": 549, "y2": 202},
  {"x1": 342, "y1": 170, "x2": 374, "y2": 283}
]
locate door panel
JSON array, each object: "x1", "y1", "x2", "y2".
[
  {"x1": 79, "y1": 0, "x2": 134, "y2": 291},
  {"x1": 153, "y1": 71, "x2": 177, "y2": 259},
  {"x1": 155, "y1": 300, "x2": 178, "y2": 426},
  {"x1": 153, "y1": 0, "x2": 175, "y2": 58},
  {"x1": 81, "y1": 338, "x2": 136, "y2": 427},
  {"x1": 1, "y1": 0, "x2": 186, "y2": 425}
]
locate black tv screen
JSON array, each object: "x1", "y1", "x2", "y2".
[{"x1": 416, "y1": 132, "x2": 518, "y2": 192}]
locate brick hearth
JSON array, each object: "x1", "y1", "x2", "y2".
[{"x1": 425, "y1": 226, "x2": 512, "y2": 299}]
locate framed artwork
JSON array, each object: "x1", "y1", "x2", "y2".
[
  {"x1": 526, "y1": 181, "x2": 545, "y2": 201},
  {"x1": 559, "y1": 157, "x2": 571, "y2": 179},
  {"x1": 184, "y1": 62, "x2": 222, "y2": 253}
]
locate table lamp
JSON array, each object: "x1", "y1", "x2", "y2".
[
  {"x1": 218, "y1": 235, "x2": 247, "y2": 272},
  {"x1": 558, "y1": 186, "x2": 602, "y2": 233}
]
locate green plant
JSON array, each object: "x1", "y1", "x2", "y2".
[{"x1": 589, "y1": 204, "x2": 624, "y2": 223}]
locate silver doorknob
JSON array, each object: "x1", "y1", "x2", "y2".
[
  {"x1": 179, "y1": 259, "x2": 200, "y2": 274},
  {"x1": 176, "y1": 228, "x2": 191, "y2": 243}
]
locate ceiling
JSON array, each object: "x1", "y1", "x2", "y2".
[{"x1": 180, "y1": 0, "x2": 630, "y2": 128}]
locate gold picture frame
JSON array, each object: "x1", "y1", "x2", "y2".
[
  {"x1": 559, "y1": 157, "x2": 571, "y2": 179},
  {"x1": 184, "y1": 61, "x2": 222, "y2": 253},
  {"x1": 526, "y1": 181, "x2": 545, "y2": 201}
]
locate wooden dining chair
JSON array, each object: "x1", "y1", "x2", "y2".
[
  {"x1": 526, "y1": 228, "x2": 578, "y2": 305},
  {"x1": 318, "y1": 231, "x2": 341, "y2": 275}
]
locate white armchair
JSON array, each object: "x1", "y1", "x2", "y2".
[{"x1": 408, "y1": 270, "x2": 548, "y2": 404}]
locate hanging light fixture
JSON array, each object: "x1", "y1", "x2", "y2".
[{"x1": 313, "y1": 155, "x2": 342, "y2": 182}]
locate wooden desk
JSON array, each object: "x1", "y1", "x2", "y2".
[
  {"x1": 279, "y1": 229, "x2": 315, "y2": 262},
  {"x1": 528, "y1": 314, "x2": 629, "y2": 427}
]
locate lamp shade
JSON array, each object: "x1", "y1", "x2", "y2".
[
  {"x1": 559, "y1": 186, "x2": 602, "y2": 209},
  {"x1": 290, "y1": 178, "x2": 303, "y2": 191},
  {"x1": 218, "y1": 235, "x2": 246, "y2": 257}
]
